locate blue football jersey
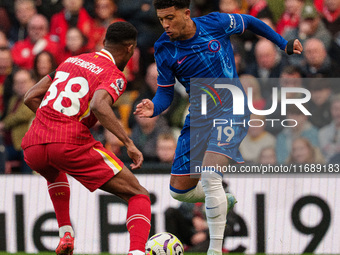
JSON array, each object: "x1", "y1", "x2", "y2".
[{"x1": 154, "y1": 12, "x2": 251, "y2": 118}]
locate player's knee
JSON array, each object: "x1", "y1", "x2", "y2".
[
  {"x1": 169, "y1": 186, "x2": 196, "y2": 202},
  {"x1": 137, "y1": 185, "x2": 149, "y2": 197},
  {"x1": 201, "y1": 170, "x2": 223, "y2": 190},
  {"x1": 170, "y1": 189, "x2": 186, "y2": 201}
]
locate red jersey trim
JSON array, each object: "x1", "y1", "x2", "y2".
[{"x1": 158, "y1": 83, "x2": 175, "y2": 87}]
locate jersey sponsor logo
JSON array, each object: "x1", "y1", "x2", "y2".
[
  {"x1": 208, "y1": 40, "x2": 221, "y2": 52},
  {"x1": 177, "y1": 56, "x2": 187, "y2": 65},
  {"x1": 228, "y1": 14, "x2": 236, "y2": 29}
]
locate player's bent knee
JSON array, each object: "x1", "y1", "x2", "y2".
[
  {"x1": 201, "y1": 170, "x2": 223, "y2": 190},
  {"x1": 170, "y1": 189, "x2": 186, "y2": 202},
  {"x1": 169, "y1": 185, "x2": 196, "y2": 202},
  {"x1": 135, "y1": 185, "x2": 149, "y2": 197}
]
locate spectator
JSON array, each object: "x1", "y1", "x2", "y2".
[
  {"x1": 258, "y1": 13, "x2": 276, "y2": 31},
  {"x1": 117, "y1": 0, "x2": 164, "y2": 75},
  {"x1": 156, "y1": 133, "x2": 177, "y2": 163},
  {"x1": 276, "y1": 104, "x2": 319, "y2": 163},
  {"x1": 35, "y1": 0, "x2": 63, "y2": 21},
  {"x1": 58, "y1": 27, "x2": 92, "y2": 63},
  {"x1": 258, "y1": 146, "x2": 277, "y2": 164},
  {"x1": 302, "y1": 38, "x2": 340, "y2": 77},
  {"x1": 92, "y1": 0, "x2": 139, "y2": 83},
  {"x1": 232, "y1": 43, "x2": 247, "y2": 75},
  {"x1": 319, "y1": 93, "x2": 340, "y2": 162},
  {"x1": 276, "y1": 0, "x2": 305, "y2": 35},
  {"x1": 0, "y1": 47, "x2": 13, "y2": 119},
  {"x1": 0, "y1": 30, "x2": 9, "y2": 48},
  {"x1": 238, "y1": 4, "x2": 275, "y2": 65},
  {"x1": 131, "y1": 114, "x2": 171, "y2": 162},
  {"x1": 8, "y1": 0, "x2": 37, "y2": 46},
  {"x1": 240, "y1": 114, "x2": 276, "y2": 163},
  {"x1": 239, "y1": 74, "x2": 266, "y2": 110},
  {"x1": 219, "y1": 0, "x2": 243, "y2": 14},
  {"x1": 104, "y1": 128, "x2": 129, "y2": 162},
  {"x1": 322, "y1": 0, "x2": 340, "y2": 65},
  {"x1": 262, "y1": 67, "x2": 303, "y2": 137},
  {"x1": 284, "y1": 2, "x2": 332, "y2": 67},
  {"x1": 287, "y1": 137, "x2": 325, "y2": 164},
  {"x1": 246, "y1": 39, "x2": 288, "y2": 98},
  {"x1": 33, "y1": 51, "x2": 58, "y2": 81},
  {"x1": 246, "y1": 0, "x2": 273, "y2": 18},
  {"x1": 11, "y1": 14, "x2": 60, "y2": 70},
  {"x1": 165, "y1": 202, "x2": 209, "y2": 252},
  {"x1": 306, "y1": 78, "x2": 332, "y2": 128},
  {"x1": 92, "y1": 0, "x2": 125, "y2": 47},
  {"x1": 0, "y1": 7, "x2": 11, "y2": 36},
  {"x1": 50, "y1": 0, "x2": 94, "y2": 49},
  {"x1": 321, "y1": 0, "x2": 340, "y2": 36},
  {"x1": 0, "y1": 69, "x2": 36, "y2": 173}
]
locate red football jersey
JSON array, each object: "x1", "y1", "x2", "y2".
[{"x1": 22, "y1": 49, "x2": 127, "y2": 148}]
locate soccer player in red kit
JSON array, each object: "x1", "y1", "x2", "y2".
[{"x1": 21, "y1": 22, "x2": 150, "y2": 255}]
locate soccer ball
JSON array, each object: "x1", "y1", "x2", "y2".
[{"x1": 145, "y1": 232, "x2": 184, "y2": 255}]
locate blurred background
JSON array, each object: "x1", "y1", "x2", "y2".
[{"x1": 0, "y1": 0, "x2": 339, "y2": 254}]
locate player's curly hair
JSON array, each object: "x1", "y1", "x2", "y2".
[
  {"x1": 153, "y1": 0, "x2": 190, "y2": 10},
  {"x1": 105, "y1": 21, "x2": 137, "y2": 45}
]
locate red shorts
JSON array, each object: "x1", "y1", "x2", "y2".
[{"x1": 23, "y1": 141, "x2": 124, "y2": 192}]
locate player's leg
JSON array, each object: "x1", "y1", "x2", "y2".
[
  {"x1": 169, "y1": 175, "x2": 205, "y2": 202},
  {"x1": 168, "y1": 122, "x2": 206, "y2": 203},
  {"x1": 24, "y1": 144, "x2": 74, "y2": 255},
  {"x1": 99, "y1": 166, "x2": 151, "y2": 255},
  {"x1": 203, "y1": 115, "x2": 250, "y2": 255},
  {"x1": 201, "y1": 152, "x2": 229, "y2": 255},
  {"x1": 46, "y1": 141, "x2": 150, "y2": 255}
]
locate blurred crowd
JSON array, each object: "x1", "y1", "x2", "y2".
[{"x1": 0, "y1": 0, "x2": 340, "y2": 173}]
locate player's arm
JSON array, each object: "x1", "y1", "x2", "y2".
[
  {"x1": 240, "y1": 14, "x2": 303, "y2": 54},
  {"x1": 24, "y1": 71, "x2": 55, "y2": 113},
  {"x1": 91, "y1": 89, "x2": 143, "y2": 169},
  {"x1": 134, "y1": 85, "x2": 175, "y2": 117}
]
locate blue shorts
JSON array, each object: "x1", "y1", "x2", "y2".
[{"x1": 171, "y1": 114, "x2": 250, "y2": 175}]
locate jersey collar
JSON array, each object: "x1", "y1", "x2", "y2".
[{"x1": 97, "y1": 49, "x2": 116, "y2": 65}]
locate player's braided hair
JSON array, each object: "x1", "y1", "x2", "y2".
[
  {"x1": 105, "y1": 21, "x2": 137, "y2": 45},
  {"x1": 153, "y1": 0, "x2": 190, "y2": 10}
]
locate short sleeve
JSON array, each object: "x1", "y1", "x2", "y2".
[
  {"x1": 217, "y1": 13, "x2": 245, "y2": 36},
  {"x1": 97, "y1": 72, "x2": 127, "y2": 103},
  {"x1": 154, "y1": 43, "x2": 176, "y2": 87}
]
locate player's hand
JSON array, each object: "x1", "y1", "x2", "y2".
[
  {"x1": 126, "y1": 143, "x2": 144, "y2": 170},
  {"x1": 285, "y1": 39, "x2": 303, "y2": 55},
  {"x1": 133, "y1": 99, "x2": 154, "y2": 118}
]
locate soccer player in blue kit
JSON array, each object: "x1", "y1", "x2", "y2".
[{"x1": 134, "y1": 0, "x2": 303, "y2": 254}]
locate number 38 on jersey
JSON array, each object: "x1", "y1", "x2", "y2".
[{"x1": 40, "y1": 71, "x2": 90, "y2": 117}]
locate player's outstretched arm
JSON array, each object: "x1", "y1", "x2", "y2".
[
  {"x1": 24, "y1": 74, "x2": 52, "y2": 113},
  {"x1": 91, "y1": 89, "x2": 143, "y2": 170},
  {"x1": 133, "y1": 99, "x2": 154, "y2": 118},
  {"x1": 240, "y1": 14, "x2": 303, "y2": 55}
]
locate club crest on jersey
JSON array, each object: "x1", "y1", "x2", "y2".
[
  {"x1": 208, "y1": 40, "x2": 221, "y2": 53},
  {"x1": 116, "y1": 78, "x2": 124, "y2": 91}
]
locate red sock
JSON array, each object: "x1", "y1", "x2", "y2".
[
  {"x1": 47, "y1": 173, "x2": 71, "y2": 227},
  {"x1": 126, "y1": 194, "x2": 151, "y2": 252}
]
